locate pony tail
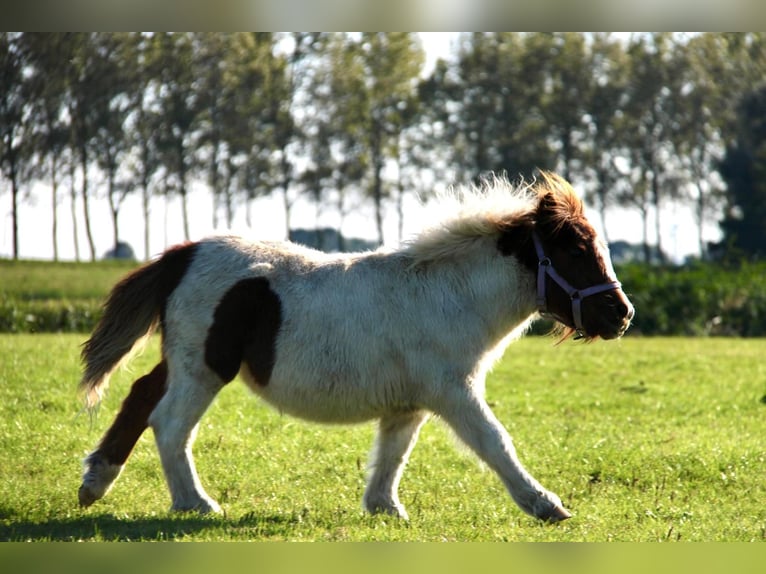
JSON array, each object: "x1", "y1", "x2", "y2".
[{"x1": 79, "y1": 243, "x2": 197, "y2": 407}]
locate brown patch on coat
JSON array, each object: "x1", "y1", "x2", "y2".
[
  {"x1": 205, "y1": 277, "x2": 282, "y2": 385},
  {"x1": 155, "y1": 243, "x2": 200, "y2": 330},
  {"x1": 90, "y1": 361, "x2": 168, "y2": 466}
]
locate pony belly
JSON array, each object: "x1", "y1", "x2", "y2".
[{"x1": 239, "y1": 364, "x2": 393, "y2": 424}]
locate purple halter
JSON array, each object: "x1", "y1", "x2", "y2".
[{"x1": 532, "y1": 231, "x2": 621, "y2": 337}]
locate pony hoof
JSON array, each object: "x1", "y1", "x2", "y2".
[
  {"x1": 171, "y1": 499, "x2": 222, "y2": 515},
  {"x1": 546, "y1": 505, "x2": 572, "y2": 523},
  {"x1": 363, "y1": 497, "x2": 410, "y2": 520},
  {"x1": 78, "y1": 484, "x2": 99, "y2": 507},
  {"x1": 79, "y1": 458, "x2": 123, "y2": 508}
]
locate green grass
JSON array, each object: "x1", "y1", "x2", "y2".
[
  {"x1": 1, "y1": 334, "x2": 764, "y2": 541},
  {"x1": 0, "y1": 259, "x2": 136, "y2": 301},
  {"x1": 0, "y1": 259, "x2": 137, "y2": 334}
]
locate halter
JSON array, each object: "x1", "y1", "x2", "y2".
[{"x1": 532, "y1": 231, "x2": 621, "y2": 338}]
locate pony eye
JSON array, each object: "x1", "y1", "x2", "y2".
[{"x1": 568, "y1": 244, "x2": 586, "y2": 257}]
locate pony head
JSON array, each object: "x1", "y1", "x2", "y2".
[{"x1": 499, "y1": 171, "x2": 634, "y2": 340}]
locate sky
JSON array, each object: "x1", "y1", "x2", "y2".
[{"x1": 0, "y1": 32, "x2": 721, "y2": 262}]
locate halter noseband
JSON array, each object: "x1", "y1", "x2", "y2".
[{"x1": 532, "y1": 231, "x2": 621, "y2": 338}]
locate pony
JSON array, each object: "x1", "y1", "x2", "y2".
[{"x1": 77, "y1": 171, "x2": 633, "y2": 523}]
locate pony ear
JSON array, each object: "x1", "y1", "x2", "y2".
[
  {"x1": 534, "y1": 175, "x2": 583, "y2": 233},
  {"x1": 497, "y1": 213, "x2": 535, "y2": 263},
  {"x1": 536, "y1": 190, "x2": 559, "y2": 225}
]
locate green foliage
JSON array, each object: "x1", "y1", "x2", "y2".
[
  {"x1": 1, "y1": 335, "x2": 764, "y2": 541},
  {"x1": 6, "y1": 33, "x2": 766, "y2": 262},
  {"x1": 719, "y1": 83, "x2": 766, "y2": 259},
  {"x1": 617, "y1": 260, "x2": 766, "y2": 336},
  {"x1": 0, "y1": 297, "x2": 100, "y2": 333}
]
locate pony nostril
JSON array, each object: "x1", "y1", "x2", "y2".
[{"x1": 616, "y1": 302, "x2": 634, "y2": 320}]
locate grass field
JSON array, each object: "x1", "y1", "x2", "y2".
[
  {"x1": 0, "y1": 259, "x2": 136, "y2": 333},
  {"x1": 1, "y1": 333, "x2": 764, "y2": 541}
]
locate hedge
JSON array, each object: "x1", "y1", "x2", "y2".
[
  {"x1": 0, "y1": 296, "x2": 102, "y2": 334},
  {"x1": 616, "y1": 260, "x2": 766, "y2": 337},
  {"x1": 2, "y1": 260, "x2": 766, "y2": 336}
]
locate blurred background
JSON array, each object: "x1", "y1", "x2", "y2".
[{"x1": 2, "y1": 32, "x2": 766, "y2": 336}]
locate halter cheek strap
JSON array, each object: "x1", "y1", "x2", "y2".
[{"x1": 532, "y1": 231, "x2": 621, "y2": 336}]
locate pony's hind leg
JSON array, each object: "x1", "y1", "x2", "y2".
[
  {"x1": 79, "y1": 362, "x2": 168, "y2": 507},
  {"x1": 148, "y1": 368, "x2": 224, "y2": 514},
  {"x1": 363, "y1": 410, "x2": 428, "y2": 520}
]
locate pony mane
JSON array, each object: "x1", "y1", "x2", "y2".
[
  {"x1": 402, "y1": 171, "x2": 584, "y2": 265},
  {"x1": 534, "y1": 171, "x2": 586, "y2": 233}
]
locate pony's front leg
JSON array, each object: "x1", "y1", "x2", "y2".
[
  {"x1": 148, "y1": 373, "x2": 223, "y2": 514},
  {"x1": 363, "y1": 410, "x2": 428, "y2": 520},
  {"x1": 436, "y1": 390, "x2": 571, "y2": 523}
]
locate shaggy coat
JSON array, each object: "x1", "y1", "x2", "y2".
[{"x1": 78, "y1": 172, "x2": 633, "y2": 522}]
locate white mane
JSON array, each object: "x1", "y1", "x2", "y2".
[{"x1": 402, "y1": 174, "x2": 537, "y2": 265}]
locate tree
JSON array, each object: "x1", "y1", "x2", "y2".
[
  {"x1": 194, "y1": 33, "x2": 237, "y2": 229},
  {"x1": 672, "y1": 34, "x2": 734, "y2": 258},
  {"x1": 346, "y1": 33, "x2": 424, "y2": 245},
  {"x1": 274, "y1": 32, "x2": 322, "y2": 237},
  {"x1": 718, "y1": 84, "x2": 766, "y2": 259},
  {"x1": 298, "y1": 34, "x2": 367, "y2": 249},
  {"x1": 429, "y1": 33, "x2": 556, "y2": 187},
  {"x1": 543, "y1": 33, "x2": 592, "y2": 183},
  {"x1": 88, "y1": 33, "x2": 137, "y2": 255},
  {"x1": 153, "y1": 33, "x2": 201, "y2": 241},
  {"x1": 66, "y1": 34, "x2": 109, "y2": 261},
  {"x1": 237, "y1": 33, "x2": 293, "y2": 230},
  {"x1": 582, "y1": 33, "x2": 631, "y2": 244},
  {"x1": 121, "y1": 33, "x2": 163, "y2": 260},
  {"x1": 21, "y1": 33, "x2": 73, "y2": 261},
  {"x1": 0, "y1": 33, "x2": 29, "y2": 260},
  {"x1": 620, "y1": 33, "x2": 683, "y2": 263}
]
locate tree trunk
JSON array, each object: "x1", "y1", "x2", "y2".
[
  {"x1": 695, "y1": 181, "x2": 706, "y2": 258},
  {"x1": 209, "y1": 140, "x2": 220, "y2": 229},
  {"x1": 595, "y1": 168, "x2": 611, "y2": 245},
  {"x1": 282, "y1": 187, "x2": 292, "y2": 240},
  {"x1": 106, "y1": 171, "x2": 119, "y2": 253},
  {"x1": 180, "y1": 187, "x2": 190, "y2": 241},
  {"x1": 69, "y1": 157, "x2": 80, "y2": 262},
  {"x1": 651, "y1": 170, "x2": 665, "y2": 263},
  {"x1": 641, "y1": 205, "x2": 651, "y2": 264},
  {"x1": 142, "y1": 182, "x2": 150, "y2": 261},
  {"x1": 10, "y1": 173, "x2": 19, "y2": 261},
  {"x1": 561, "y1": 129, "x2": 574, "y2": 183},
  {"x1": 371, "y1": 127, "x2": 385, "y2": 246},
  {"x1": 79, "y1": 145, "x2": 96, "y2": 261},
  {"x1": 225, "y1": 183, "x2": 233, "y2": 229},
  {"x1": 49, "y1": 153, "x2": 61, "y2": 261},
  {"x1": 178, "y1": 150, "x2": 190, "y2": 241},
  {"x1": 280, "y1": 153, "x2": 293, "y2": 240},
  {"x1": 372, "y1": 161, "x2": 384, "y2": 246},
  {"x1": 691, "y1": 149, "x2": 709, "y2": 258},
  {"x1": 212, "y1": 190, "x2": 219, "y2": 229}
]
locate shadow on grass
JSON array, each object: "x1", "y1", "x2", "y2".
[{"x1": 0, "y1": 511, "x2": 303, "y2": 541}]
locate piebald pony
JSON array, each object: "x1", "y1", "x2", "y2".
[{"x1": 77, "y1": 172, "x2": 633, "y2": 523}]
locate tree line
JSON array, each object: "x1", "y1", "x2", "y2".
[{"x1": 2, "y1": 32, "x2": 766, "y2": 262}]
